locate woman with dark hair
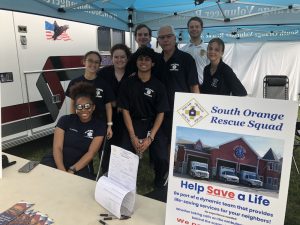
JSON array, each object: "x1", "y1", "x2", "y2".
[
  {"x1": 41, "y1": 82, "x2": 105, "y2": 179},
  {"x1": 97, "y1": 43, "x2": 131, "y2": 173},
  {"x1": 66, "y1": 51, "x2": 115, "y2": 139},
  {"x1": 201, "y1": 38, "x2": 247, "y2": 96}
]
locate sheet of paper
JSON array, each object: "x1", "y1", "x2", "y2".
[
  {"x1": 95, "y1": 176, "x2": 134, "y2": 218},
  {"x1": 108, "y1": 145, "x2": 139, "y2": 191}
]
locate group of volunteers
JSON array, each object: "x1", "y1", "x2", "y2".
[{"x1": 41, "y1": 16, "x2": 247, "y2": 190}]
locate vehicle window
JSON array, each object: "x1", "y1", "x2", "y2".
[
  {"x1": 97, "y1": 27, "x2": 111, "y2": 51},
  {"x1": 112, "y1": 29, "x2": 125, "y2": 45}
]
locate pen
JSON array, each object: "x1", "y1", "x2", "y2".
[
  {"x1": 99, "y1": 220, "x2": 108, "y2": 225},
  {"x1": 103, "y1": 216, "x2": 131, "y2": 220}
]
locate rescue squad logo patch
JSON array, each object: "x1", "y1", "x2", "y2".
[
  {"x1": 169, "y1": 63, "x2": 179, "y2": 71},
  {"x1": 177, "y1": 98, "x2": 208, "y2": 127},
  {"x1": 84, "y1": 130, "x2": 94, "y2": 139},
  {"x1": 144, "y1": 88, "x2": 154, "y2": 97},
  {"x1": 96, "y1": 88, "x2": 103, "y2": 98}
]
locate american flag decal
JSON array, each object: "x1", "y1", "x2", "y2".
[{"x1": 45, "y1": 21, "x2": 71, "y2": 41}]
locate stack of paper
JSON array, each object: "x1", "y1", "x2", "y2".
[{"x1": 95, "y1": 145, "x2": 139, "y2": 219}]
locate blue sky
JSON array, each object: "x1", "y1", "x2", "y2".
[{"x1": 176, "y1": 126, "x2": 285, "y2": 157}]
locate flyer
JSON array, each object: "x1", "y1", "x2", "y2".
[
  {"x1": 0, "y1": 202, "x2": 34, "y2": 225},
  {"x1": 95, "y1": 145, "x2": 139, "y2": 218},
  {"x1": 165, "y1": 93, "x2": 298, "y2": 225}
]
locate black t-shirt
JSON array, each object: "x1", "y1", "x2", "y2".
[
  {"x1": 118, "y1": 75, "x2": 169, "y2": 120},
  {"x1": 65, "y1": 75, "x2": 115, "y2": 121},
  {"x1": 201, "y1": 60, "x2": 247, "y2": 96},
  {"x1": 156, "y1": 47, "x2": 199, "y2": 109},
  {"x1": 57, "y1": 114, "x2": 105, "y2": 167}
]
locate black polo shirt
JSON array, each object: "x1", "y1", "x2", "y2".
[
  {"x1": 66, "y1": 75, "x2": 115, "y2": 121},
  {"x1": 97, "y1": 65, "x2": 130, "y2": 98},
  {"x1": 118, "y1": 75, "x2": 169, "y2": 120},
  {"x1": 157, "y1": 47, "x2": 199, "y2": 109},
  {"x1": 202, "y1": 60, "x2": 247, "y2": 96}
]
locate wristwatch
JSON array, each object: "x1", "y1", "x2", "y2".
[{"x1": 68, "y1": 166, "x2": 77, "y2": 174}]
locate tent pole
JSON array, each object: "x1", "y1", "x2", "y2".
[
  {"x1": 130, "y1": 27, "x2": 133, "y2": 50},
  {"x1": 128, "y1": 7, "x2": 134, "y2": 51}
]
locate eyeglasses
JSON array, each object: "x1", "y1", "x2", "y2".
[
  {"x1": 157, "y1": 34, "x2": 174, "y2": 40},
  {"x1": 75, "y1": 103, "x2": 93, "y2": 110},
  {"x1": 86, "y1": 59, "x2": 101, "y2": 65}
]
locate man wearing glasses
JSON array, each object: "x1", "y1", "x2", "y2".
[{"x1": 156, "y1": 25, "x2": 200, "y2": 144}]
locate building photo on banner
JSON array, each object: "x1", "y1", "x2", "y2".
[{"x1": 165, "y1": 93, "x2": 298, "y2": 225}]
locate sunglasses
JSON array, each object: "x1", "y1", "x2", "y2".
[{"x1": 75, "y1": 103, "x2": 93, "y2": 110}]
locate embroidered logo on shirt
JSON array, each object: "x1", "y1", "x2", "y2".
[
  {"x1": 169, "y1": 63, "x2": 179, "y2": 71},
  {"x1": 211, "y1": 78, "x2": 219, "y2": 88},
  {"x1": 84, "y1": 130, "x2": 94, "y2": 139},
  {"x1": 96, "y1": 88, "x2": 103, "y2": 98},
  {"x1": 69, "y1": 128, "x2": 78, "y2": 132},
  {"x1": 144, "y1": 88, "x2": 154, "y2": 97}
]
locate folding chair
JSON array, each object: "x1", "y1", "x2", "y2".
[
  {"x1": 263, "y1": 75, "x2": 299, "y2": 174},
  {"x1": 263, "y1": 75, "x2": 289, "y2": 100},
  {"x1": 294, "y1": 122, "x2": 300, "y2": 174}
]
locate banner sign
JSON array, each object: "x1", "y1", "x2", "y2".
[
  {"x1": 165, "y1": 93, "x2": 298, "y2": 225},
  {"x1": 0, "y1": 85, "x2": 2, "y2": 178}
]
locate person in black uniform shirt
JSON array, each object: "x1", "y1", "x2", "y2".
[
  {"x1": 201, "y1": 38, "x2": 247, "y2": 96},
  {"x1": 118, "y1": 47, "x2": 169, "y2": 188},
  {"x1": 66, "y1": 51, "x2": 115, "y2": 138},
  {"x1": 41, "y1": 82, "x2": 105, "y2": 179},
  {"x1": 156, "y1": 25, "x2": 200, "y2": 143},
  {"x1": 97, "y1": 44, "x2": 131, "y2": 173}
]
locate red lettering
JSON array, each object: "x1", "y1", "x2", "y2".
[
  {"x1": 207, "y1": 185, "x2": 213, "y2": 194},
  {"x1": 177, "y1": 218, "x2": 189, "y2": 224},
  {"x1": 206, "y1": 186, "x2": 235, "y2": 199}
]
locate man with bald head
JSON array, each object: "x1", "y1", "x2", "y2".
[{"x1": 156, "y1": 25, "x2": 200, "y2": 143}]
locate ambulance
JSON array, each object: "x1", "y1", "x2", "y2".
[{"x1": 0, "y1": 9, "x2": 128, "y2": 149}]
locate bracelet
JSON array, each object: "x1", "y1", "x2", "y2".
[
  {"x1": 148, "y1": 136, "x2": 154, "y2": 142},
  {"x1": 107, "y1": 122, "x2": 113, "y2": 126},
  {"x1": 68, "y1": 166, "x2": 77, "y2": 174}
]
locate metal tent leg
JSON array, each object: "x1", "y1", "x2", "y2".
[{"x1": 293, "y1": 155, "x2": 300, "y2": 175}]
